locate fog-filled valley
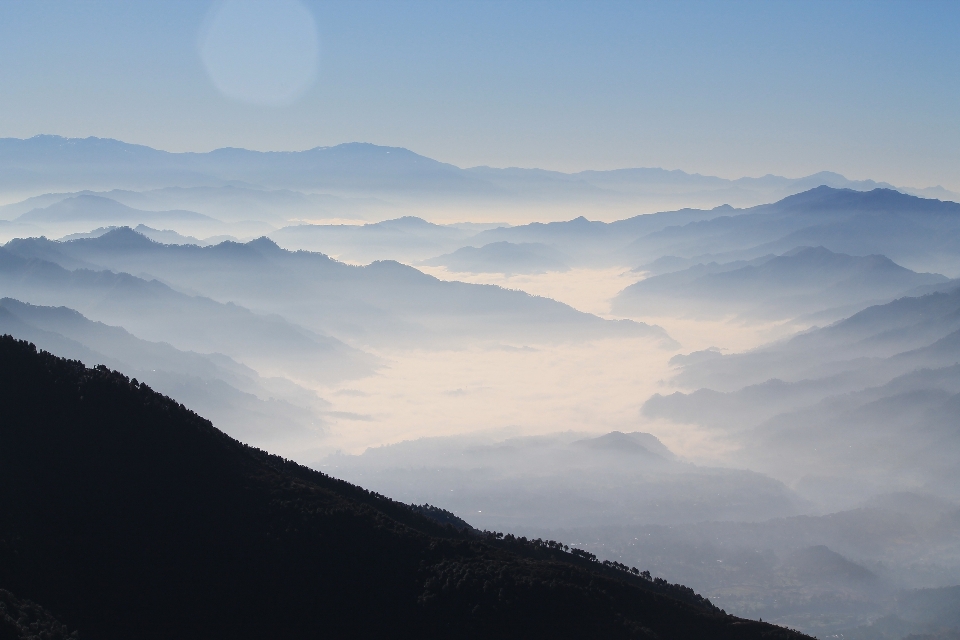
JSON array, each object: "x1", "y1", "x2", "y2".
[{"x1": 4, "y1": 135, "x2": 960, "y2": 638}]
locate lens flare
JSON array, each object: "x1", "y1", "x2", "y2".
[{"x1": 199, "y1": 0, "x2": 319, "y2": 106}]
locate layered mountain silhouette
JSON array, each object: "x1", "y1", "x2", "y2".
[
  {"x1": 467, "y1": 209, "x2": 732, "y2": 266},
  {"x1": 614, "y1": 246, "x2": 948, "y2": 322},
  {"x1": 0, "y1": 185, "x2": 376, "y2": 226},
  {"x1": 271, "y1": 215, "x2": 477, "y2": 263},
  {"x1": 1, "y1": 135, "x2": 948, "y2": 212},
  {"x1": 0, "y1": 241, "x2": 373, "y2": 384},
  {"x1": 0, "y1": 298, "x2": 329, "y2": 451},
  {"x1": 423, "y1": 241, "x2": 571, "y2": 274},
  {"x1": 0, "y1": 335, "x2": 807, "y2": 639},
  {"x1": 459, "y1": 187, "x2": 960, "y2": 275},
  {"x1": 1, "y1": 227, "x2": 670, "y2": 347},
  {"x1": 644, "y1": 286, "x2": 960, "y2": 506},
  {"x1": 7, "y1": 179, "x2": 960, "y2": 282},
  {"x1": 59, "y1": 224, "x2": 211, "y2": 246},
  {"x1": 620, "y1": 187, "x2": 960, "y2": 274},
  {"x1": 8, "y1": 193, "x2": 270, "y2": 240},
  {"x1": 16, "y1": 194, "x2": 214, "y2": 226}
]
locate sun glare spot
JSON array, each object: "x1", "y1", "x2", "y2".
[{"x1": 199, "y1": 0, "x2": 320, "y2": 106}]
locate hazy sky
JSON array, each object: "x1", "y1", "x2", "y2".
[{"x1": 0, "y1": 0, "x2": 958, "y2": 189}]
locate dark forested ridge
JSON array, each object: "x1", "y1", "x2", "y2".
[{"x1": 0, "y1": 336, "x2": 808, "y2": 639}]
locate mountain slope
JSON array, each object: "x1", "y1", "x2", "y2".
[
  {"x1": 270, "y1": 216, "x2": 475, "y2": 263},
  {"x1": 3, "y1": 228, "x2": 670, "y2": 347},
  {"x1": 621, "y1": 187, "x2": 960, "y2": 274},
  {"x1": 423, "y1": 241, "x2": 571, "y2": 274},
  {"x1": 0, "y1": 244, "x2": 375, "y2": 384},
  {"x1": 0, "y1": 298, "x2": 328, "y2": 452},
  {"x1": 614, "y1": 246, "x2": 948, "y2": 321},
  {"x1": 16, "y1": 194, "x2": 215, "y2": 226},
  {"x1": 642, "y1": 288, "x2": 960, "y2": 507},
  {"x1": 0, "y1": 336, "x2": 806, "y2": 640}
]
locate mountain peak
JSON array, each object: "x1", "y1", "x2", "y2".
[
  {"x1": 246, "y1": 236, "x2": 282, "y2": 252},
  {"x1": 85, "y1": 226, "x2": 157, "y2": 248}
]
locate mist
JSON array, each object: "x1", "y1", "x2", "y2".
[{"x1": 2, "y1": 136, "x2": 960, "y2": 638}]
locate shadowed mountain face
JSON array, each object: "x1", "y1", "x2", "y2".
[
  {"x1": 422, "y1": 241, "x2": 571, "y2": 274},
  {"x1": 615, "y1": 246, "x2": 948, "y2": 322},
  {"x1": 1, "y1": 228, "x2": 671, "y2": 348},
  {"x1": 0, "y1": 336, "x2": 808, "y2": 640},
  {"x1": 0, "y1": 589, "x2": 77, "y2": 640}
]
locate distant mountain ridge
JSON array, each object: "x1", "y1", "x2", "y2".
[
  {"x1": 16, "y1": 194, "x2": 215, "y2": 225},
  {"x1": 1, "y1": 135, "x2": 952, "y2": 210},
  {"x1": 2, "y1": 227, "x2": 671, "y2": 348},
  {"x1": 467, "y1": 186, "x2": 960, "y2": 275},
  {"x1": 0, "y1": 239, "x2": 376, "y2": 386},
  {"x1": 614, "y1": 246, "x2": 949, "y2": 322},
  {"x1": 422, "y1": 241, "x2": 571, "y2": 274}
]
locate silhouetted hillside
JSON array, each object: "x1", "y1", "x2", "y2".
[
  {"x1": 0, "y1": 589, "x2": 77, "y2": 640},
  {"x1": 0, "y1": 297, "x2": 332, "y2": 453},
  {"x1": 0, "y1": 336, "x2": 808, "y2": 640}
]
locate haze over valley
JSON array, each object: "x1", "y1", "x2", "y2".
[{"x1": 4, "y1": 135, "x2": 960, "y2": 637}]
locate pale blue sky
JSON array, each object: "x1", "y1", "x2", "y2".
[{"x1": 0, "y1": 1, "x2": 957, "y2": 188}]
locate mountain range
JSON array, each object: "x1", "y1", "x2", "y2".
[
  {"x1": 460, "y1": 187, "x2": 960, "y2": 276},
  {"x1": 0, "y1": 298, "x2": 328, "y2": 452},
  {"x1": 0, "y1": 240, "x2": 374, "y2": 384},
  {"x1": 0, "y1": 335, "x2": 807, "y2": 640},
  {"x1": 1, "y1": 227, "x2": 668, "y2": 348},
  {"x1": 1, "y1": 135, "x2": 954, "y2": 220},
  {"x1": 614, "y1": 246, "x2": 949, "y2": 322},
  {"x1": 644, "y1": 286, "x2": 960, "y2": 508},
  {"x1": 422, "y1": 241, "x2": 571, "y2": 275}
]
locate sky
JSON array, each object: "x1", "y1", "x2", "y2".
[{"x1": 0, "y1": 0, "x2": 958, "y2": 189}]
